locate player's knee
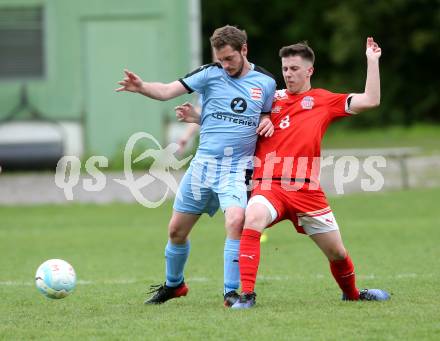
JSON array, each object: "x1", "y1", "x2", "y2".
[
  {"x1": 168, "y1": 223, "x2": 187, "y2": 243},
  {"x1": 327, "y1": 247, "x2": 347, "y2": 261},
  {"x1": 244, "y1": 207, "x2": 268, "y2": 230},
  {"x1": 225, "y1": 212, "x2": 244, "y2": 230}
]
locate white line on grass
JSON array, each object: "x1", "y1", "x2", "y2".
[
  {"x1": 0, "y1": 273, "x2": 429, "y2": 287},
  {"x1": 0, "y1": 277, "x2": 211, "y2": 286}
]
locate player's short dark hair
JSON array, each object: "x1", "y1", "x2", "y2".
[
  {"x1": 210, "y1": 25, "x2": 247, "y2": 52},
  {"x1": 279, "y1": 42, "x2": 315, "y2": 64}
]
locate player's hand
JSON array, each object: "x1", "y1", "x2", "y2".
[
  {"x1": 366, "y1": 37, "x2": 381, "y2": 61},
  {"x1": 257, "y1": 115, "x2": 274, "y2": 137},
  {"x1": 116, "y1": 69, "x2": 144, "y2": 93},
  {"x1": 175, "y1": 102, "x2": 201, "y2": 124}
]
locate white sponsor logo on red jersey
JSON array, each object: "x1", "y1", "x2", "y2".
[
  {"x1": 274, "y1": 89, "x2": 288, "y2": 101},
  {"x1": 301, "y1": 96, "x2": 314, "y2": 109},
  {"x1": 250, "y1": 88, "x2": 262, "y2": 100}
]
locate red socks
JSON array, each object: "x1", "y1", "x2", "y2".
[
  {"x1": 240, "y1": 229, "x2": 359, "y2": 299},
  {"x1": 239, "y1": 229, "x2": 261, "y2": 293},
  {"x1": 330, "y1": 254, "x2": 360, "y2": 300}
]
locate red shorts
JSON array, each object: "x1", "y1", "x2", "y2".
[{"x1": 250, "y1": 181, "x2": 337, "y2": 234}]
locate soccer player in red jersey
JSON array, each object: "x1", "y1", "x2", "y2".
[
  {"x1": 231, "y1": 37, "x2": 391, "y2": 308},
  {"x1": 176, "y1": 37, "x2": 390, "y2": 308}
]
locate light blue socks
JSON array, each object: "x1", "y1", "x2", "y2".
[
  {"x1": 224, "y1": 238, "x2": 240, "y2": 294},
  {"x1": 165, "y1": 240, "x2": 190, "y2": 287},
  {"x1": 165, "y1": 238, "x2": 239, "y2": 293}
]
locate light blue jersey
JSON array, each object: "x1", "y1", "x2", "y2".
[
  {"x1": 179, "y1": 63, "x2": 276, "y2": 170},
  {"x1": 175, "y1": 63, "x2": 276, "y2": 216}
]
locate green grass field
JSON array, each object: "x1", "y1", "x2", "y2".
[
  {"x1": 1, "y1": 188, "x2": 440, "y2": 340},
  {"x1": 323, "y1": 124, "x2": 440, "y2": 154}
]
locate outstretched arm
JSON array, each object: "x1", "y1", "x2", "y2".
[
  {"x1": 348, "y1": 37, "x2": 382, "y2": 113},
  {"x1": 116, "y1": 69, "x2": 187, "y2": 101}
]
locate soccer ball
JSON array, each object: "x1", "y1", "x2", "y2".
[{"x1": 35, "y1": 259, "x2": 76, "y2": 299}]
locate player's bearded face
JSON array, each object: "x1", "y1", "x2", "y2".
[
  {"x1": 282, "y1": 56, "x2": 313, "y2": 94},
  {"x1": 215, "y1": 45, "x2": 246, "y2": 78},
  {"x1": 229, "y1": 54, "x2": 245, "y2": 78}
]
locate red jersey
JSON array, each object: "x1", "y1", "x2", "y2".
[{"x1": 253, "y1": 88, "x2": 354, "y2": 187}]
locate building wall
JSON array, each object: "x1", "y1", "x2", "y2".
[{"x1": 0, "y1": 0, "x2": 198, "y2": 159}]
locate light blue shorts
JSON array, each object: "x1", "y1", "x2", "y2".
[{"x1": 173, "y1": 159, "x2": 248, "y2": 216}]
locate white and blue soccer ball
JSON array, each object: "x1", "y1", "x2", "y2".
[{"x1": 35, "y1": 259, "x2": 76, "y2": 299}]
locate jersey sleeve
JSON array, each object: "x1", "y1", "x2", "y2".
[
  {"x1": 179, "y1": 63, "x2": 220, "y2": 95},
  {"x1": 325, "y1": 92, "x2": 353, "y2": 120},
  {"x1": 262, "y1": 79, "x2": 277, "y2": 114},
  {"x1": 178, "y1": 66, "x2": 209, "y2": 94}
]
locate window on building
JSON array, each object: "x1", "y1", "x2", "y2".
[{"x1": 0, "y1": 7, "x2": 44, "y2": 79}]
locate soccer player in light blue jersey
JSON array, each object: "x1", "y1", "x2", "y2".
[{"x1": 116, "y1": 25, "x2": 277, "y2": 307}]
